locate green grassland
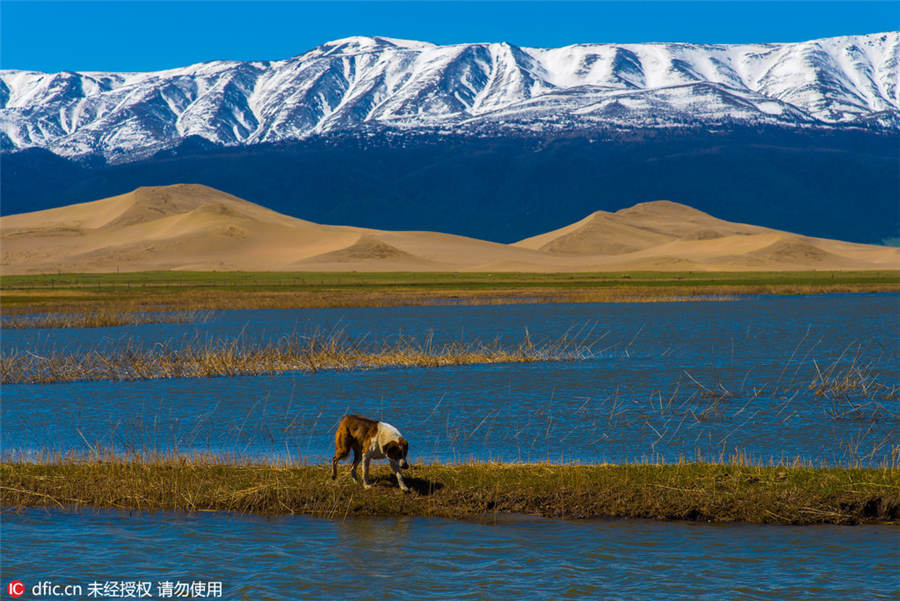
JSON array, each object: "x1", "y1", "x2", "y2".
[
  {"x1": 5, "y1": 270, "x2": 900, "y2": 289},
  {"x1": 2, "y1": 270, "x2": 898, "y2": 314}
]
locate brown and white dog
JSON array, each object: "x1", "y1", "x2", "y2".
[{"x1": 331, "y1": 414, "x2": 410, "y2": 492}]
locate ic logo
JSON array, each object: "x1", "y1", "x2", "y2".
[{"x1": 7, "y1": 581, "x2": 24, "y2": 598}]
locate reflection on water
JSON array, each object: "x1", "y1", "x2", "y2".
[{"x1": 3, "y1": 508, "x2": 897, "y2": 601}]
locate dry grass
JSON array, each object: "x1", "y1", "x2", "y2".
[
  {"x1": 1, "y1": 287, "x2": 744, "y2": 315},
  {"x1": 810, "y1": 347, "x2": 899, "y2": 423},
  {"x1": 2, "y1": 458, "x2": 897, "y2": 524},
  {"x1": 0, "y1": 329, "x2": 597, "y2": 384},
  {"x1": 1, "y1": 307, "x2": 207, "y2": 329}
]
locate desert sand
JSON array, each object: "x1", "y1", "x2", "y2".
[{"x1": 1, "y1": 184, "x2": 897, "y2": 273}]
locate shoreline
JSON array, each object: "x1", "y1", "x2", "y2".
[{"x1": 3, "y1": 461, "x2": 897, "y2": 525}]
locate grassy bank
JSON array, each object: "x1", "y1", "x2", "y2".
[
  {"x1": 2, "y1": 460, "x2": 897, "y2": 524},
  {"x1": 0, "y1": 330, "x2": 594, "y2": 384},
  {"x1": 2, "y1": 271, "x2": 898, "y2": 314}
]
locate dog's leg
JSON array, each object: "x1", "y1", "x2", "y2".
[
  {"x1": 390, "y1": 459, "x2": 410, "y2": 492},
  {"x1": 362, "y1": 454, "x2": 372, "y2": 489},
  {"x1": 332, "y1": 446, "x2": 350, "y2": 480},
  {"x1": 350, "y1": 447, "x2": 362, "y2": 485}
]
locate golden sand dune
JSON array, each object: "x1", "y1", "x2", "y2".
[
  {"x1": 1, "y1": 184, "x2": 897, "y2": 273},
  {"x1": 1, "y1": 185, "x2": 361, "y2": 272},
  {"x1": 514, "y1": 201, "x2": 770, "y2": 255}
]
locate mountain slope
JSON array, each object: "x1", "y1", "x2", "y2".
[
  {"x1": 1, "y1": 184, "x2": 897, "y2": 274},
  {"x1": 1, "y1": 33, "x2": 897, "y2": 162}
]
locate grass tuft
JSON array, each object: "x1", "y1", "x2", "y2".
[{"x1": 811, "y1": 350, "x2": 899, "y2": 423}]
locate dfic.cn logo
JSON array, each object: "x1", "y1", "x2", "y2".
[{"x1": 7, "y1": 581, "x2": 24, "y2": 598}]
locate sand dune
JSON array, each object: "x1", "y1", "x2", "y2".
[
  {"x1": 514, "y1": 201, "x2": 771, "y2": 255},
  {"x1": 1, "y1": 184, "x2": 896, "y2": 273}
]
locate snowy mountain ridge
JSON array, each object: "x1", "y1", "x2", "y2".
[{"x1": 2, "y1": 32, "x2": 897, "y2": 163}]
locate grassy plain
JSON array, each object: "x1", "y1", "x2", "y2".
[
  {"x1": 2, "y1": 460, "x2": 897, "y2": 524},
  {"x1": 2, "y1": 270, "x2": 898, "y2": 315}
]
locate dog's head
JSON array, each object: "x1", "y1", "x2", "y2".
[{"x1": 384, "y1": 438, "x2": 409, "y2": 469}]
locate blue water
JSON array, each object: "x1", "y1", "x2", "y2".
[
  {"x1": 3, "y1": 295, "x2": 897, "y2": 465},
  {"x1": 5, "y1": 294, "x2": 898, "y2": 358},
  {"x1": 2, "y1": 508, "x2": 897, "y2": 601},
  {"x1": 3, "y1": 295, "x2": 898, "y2": 600}
]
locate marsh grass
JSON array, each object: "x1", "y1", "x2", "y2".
[
  {"x1": 4, "y1": 330, "x2": 896, "y2": 466},
  {"x1": 810, "y1": 348, "x2": 899, "y2": 423},
  {"x1": 0, "y1": 329, "x2": 598, "y2": 384},
  {"x1": 1, "y1": 457, "x2": 897, "y2": 524},
  {"x1": 0, "y1": 308, "x2": 208, "y2": 329}
]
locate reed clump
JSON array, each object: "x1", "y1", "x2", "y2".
[
  {"x1": 811, "y1": 354, "x2": 898, "y2": 423},
  {"x1": 2, "y1": 459, "x2": 897, "y2": 524},
  {"x1": 0, "y1": 330, "x2": 596, "y2": 384}
]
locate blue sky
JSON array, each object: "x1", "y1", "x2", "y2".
[{"x1": 2, "y1": 1, "x2": 897, "y2": 72}]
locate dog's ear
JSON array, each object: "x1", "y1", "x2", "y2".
[
  {"x1": 383, "y1": 441, "x2": 401, "y2": 460},
  {"x1": 398, "y1": 437, "x2": 409, "y2": 458}
]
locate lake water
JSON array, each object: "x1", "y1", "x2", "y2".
[
  {"x1": 3, "y1": 294, "x2": 897, "y2": 465},
  {"x1": 3, "y1": 295, "x2": 897, "y2": 600},
  {"x1": 2, "y1": 508, "x2": 897, "y2": 600}
]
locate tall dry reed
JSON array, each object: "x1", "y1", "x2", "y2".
[
  {"x1": 0, "y1": 329, "x2": 598, "y2": 384},
  {"x1": 1, "y1": 308, "x2": 207, "y2": 329}
]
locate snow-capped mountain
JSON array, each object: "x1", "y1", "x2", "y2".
[{"x1": 1, "y1": 33, "x2": 897, "y2": 163}]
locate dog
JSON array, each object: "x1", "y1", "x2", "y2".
[{"x1": 331, "y1": 414, "x2": 410, "y2": 492}]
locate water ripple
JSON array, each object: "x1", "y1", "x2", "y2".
[{"x1": 5, "y1": 508, "x2": 897, "y2": 600}]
